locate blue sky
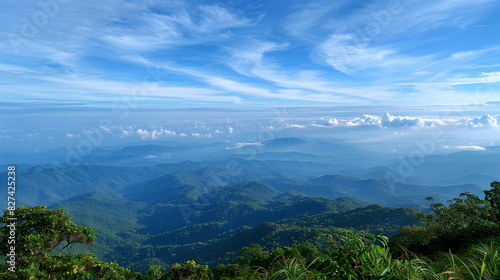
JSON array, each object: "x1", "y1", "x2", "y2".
[
  {"x1": 1, "y1": 0, "x2": 500, "y2": 153},
  {"x1": 2, "y1": 0, "x2": 500, "y2": 107}
]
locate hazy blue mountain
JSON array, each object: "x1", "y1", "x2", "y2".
[
  {"x1": 4, "y1": 139, "x2": 500, "y2": 189},
  {"x1": 265, "y1": 174, "x2": 487, "y2": 209},
  {"x1": 435, "y1": 173, "x2": 500, "y2": 187},
  {"x1": 1, "y1": 137, "x2": 390, "y2": 170},
  {"x1": 383, "y1": 150, "x2": 500, "y2": 183},
  {"x1": 0, "y1": 162, "x2": 204, "y2": 206},
  {"x1": 263, "y1": 137, "x2": 307, "y2": 148},
  {"x1": 0, "y1": 147, "x2": 74, "y2": 165}
]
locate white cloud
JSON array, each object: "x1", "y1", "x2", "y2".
[
  {"x1": 442, "y1": 145, "x2": 487, "y2": 151},
  {"x1": 136, "y1": 128, "x2": 176, "y2": 140},
  {"x1": 382, "y1": 112, "x2": 425, "y2": 128},
  {"x1": 363, "y1": 115, "x2": 383, "y2": 126},
  {"x1": 226, "y1": 142, "x2": 263, "y2": 150},
  {"x1": 66, "y1": 133, "x2": 76, "y2": 138},
  {"x1": 100, "y1": 125, "x2": 111, "y2": 133},
  {"x1": 307, "y1": 112, "x2": 495, "y2": 129},
  {"x1": 311, "y1": 113, "x2": 422, "y2": 128},
  {"x1": 120, "y1": 129, "x2": 131, "y2": 138},
  {"x1": 285, "y1": 124, "x2": 306, "y2": 129},
  {"x1": 191, "y1": 133, "x2": 212, "y2": 138},
  {"x1": 468, "y1": 114, "x2": 498, "y2": 128},
  {"x1": 312, "y1": 117, "x2": 339, "y2": 127},
  {"x1": 24, "y1": 132, "x2": 39, "y2": 137}
]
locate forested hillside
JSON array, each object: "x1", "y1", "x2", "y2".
[
  {"x1": 51, "y1": 181, "x2": 421, "y2": 272},
  {"x1": 2, "y1": 181, "x2": 500, "y2": 279}
]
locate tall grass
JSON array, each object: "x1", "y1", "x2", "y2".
[{"x1": 256, "y1": 233, "x2": 500, "y2": 280}]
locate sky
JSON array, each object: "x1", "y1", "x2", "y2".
[
  {"x1": 1, "y1": 0, "x2": 500, "y2": 107},
  {"x1": 1, "y1": 0, "x2": 500, "y2": 153}
]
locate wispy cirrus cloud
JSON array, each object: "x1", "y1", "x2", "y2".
[
  {"x1": 314, "y1": 34, "x2": 418, "y2": 74},
  {"x1": 224, "y1": 40, "x2": 398, "y2": 101},
  {"x1": 0, "y1": 63, "x2": 37, "y2": 73},
  {"x1": 1, "y1": 0, "x2": 500, "y2": 106},
  {"x1": 130, "y1": 57, "x2": 354, "y2": 103},
  {"x1": 283, "y1": 0, "x2": 347, "y2": 41},
  {"x1": 101, "y1": 4, "x2": 255, "y2": 51}
]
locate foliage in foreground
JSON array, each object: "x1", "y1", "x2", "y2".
[
  {"x1": 0, "y1": 206, "x2": 156, "y2": 279},
  {"x1": 392, "y1": 181, "x2": 500, "y2": 255},
  {"x1": 211, "y1": 230, "x2": 500, "y2": 279},
  {"x1": 1, "y1": 182, "x2": 500, "y2": 279}
]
